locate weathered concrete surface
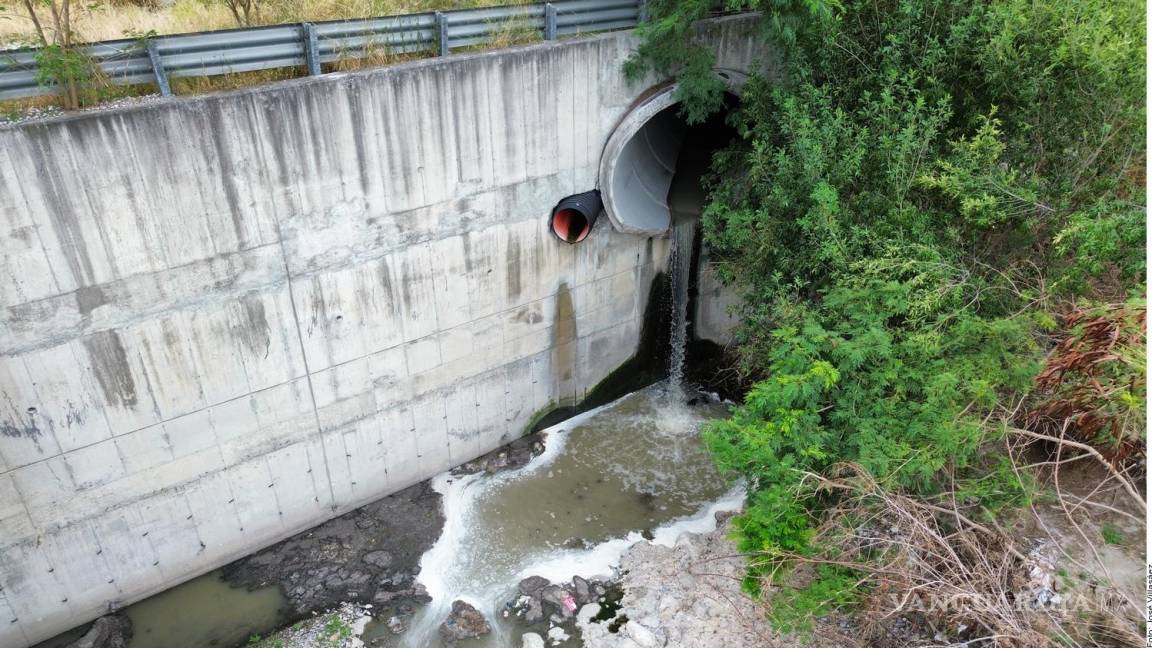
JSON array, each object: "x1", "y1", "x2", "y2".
[
  {"x1": 0, "y1": 15, "x2": 766, "y2": 647},
  {"x1": 695, "y1": 247, "x2": 739, "y2": 345}
]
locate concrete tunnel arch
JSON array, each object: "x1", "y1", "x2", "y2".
[{"x1": 597, "y1": 69, "x2": 748, "y2": 236}]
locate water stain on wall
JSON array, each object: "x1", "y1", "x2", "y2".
[
  {"x1": 82, "y1": 330, "x2": 138, "y2": 409},
  {"x1": 0, "y1": 417, "x2": 41, "y2": 441},
  {"x1": 237, "y1": 294, "x2": 272, "y2": 359},
  {"x1": 74, "y1": 285, "x2": 107, "y2": 319},
  {"x1": 551, "y1": 282, "x2": 577, "y2": 405},
  {"x1": 506, "y1": 235, "x2": 522, "y2": 300},
  {"x1": 26, "y1": 126, "x2": 99, "y2": 288}
]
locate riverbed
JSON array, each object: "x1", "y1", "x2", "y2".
[{"x1": 383, "y1": 381, "x2": 739, "y2": 647}]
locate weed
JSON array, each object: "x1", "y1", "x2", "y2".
[{"x1": 1100, "y1": 526, "x2": 1124, "y2": 545}]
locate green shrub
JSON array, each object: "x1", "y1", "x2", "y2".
[{"x1": 629, "y1": 0, "x2": 1145, "y2": 632}]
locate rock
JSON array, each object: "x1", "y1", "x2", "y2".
[
  {"x1": 524, "y1": 597, "x2": 545, "y2": 623},
  {"x1": 363, "y1": 550, "x2": 393, "y2": 568},
  {"x1": 521, "y1": 632, "x2": 546, "y2": 648},
  {"x1": 577, "y1": 518, "x2": 775, "y2": 648},
  {"x1": 547, "y1": 626, "x2": 570, "y2": 643},
  {"x1": 539, "y1": 584, "x2": 568, "y2": 607},
  {"x1": 625, "y1": 621, "x2": 661, "y2": 648},
  {"x1": 518, "y1": 575, "x2": 550, "y2": 596},
  {"x1": 576, "y1": 603, "x2": 601, "y2": 624},
  {"x1": 386, "y1": 615, "x2": 406, "y2": 634},
  {"x1": 222, "y1": 481, "x2": 443, "y2": 616},
  {"x1": 66, "y1": 615, "x2": 133, "y2": 648},
  {"x1": 572, "y1": 575, "x2": 591, "y2": 603},
  {"x1": 452, "y1": 433, "x2": 545, "y2": 476},
  {"x1": 439, "y1": 600, "x2": 491, "y2": 644}
]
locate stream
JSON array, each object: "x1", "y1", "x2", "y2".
[{"x1": 374, "y1": 381, "x2": 738, "y2": 647}]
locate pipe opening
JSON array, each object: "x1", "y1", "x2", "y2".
[
  {"x1": 598, "y1": 72, "x2": 745, "y2": 235},
  {"x1": 553, "y1": 208, "x2": 589, "y2": 243},
  {"x1": 550, "y1": 190, "x2": 603, "y2": 244},
  {"x1": 667, "y1": 93, "x2": 741, "y2": 227}
]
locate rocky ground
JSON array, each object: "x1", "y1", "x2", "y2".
[
  {"x1": 576, "y1": 513, "x2": 778, "y2": 648},
  {"x1": 251, "y1": 603, "x2": 373, "y2": 648},
  {"x1": 221, "y1": 480, "x2": 445, "y2": 617},
  {"x1": 57, "y1": 427, "x2": 1142, "y2": 648}
]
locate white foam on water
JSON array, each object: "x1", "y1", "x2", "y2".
[
  {"x1": 401, "y1": 397, "x2": 634, "y2": 646},
  {"x1": 649, "y1": 484, "x2": 745, "y2": 547},
  {"x1": 402, "y1": 386, "x2": 742, "y2": 648},
  {"x1": 517, "y1": 482, "x2": 746, "y2": 582}
]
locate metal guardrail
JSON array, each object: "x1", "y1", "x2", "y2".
[{"x1": 0, "y1": 0, "x2": 645, "y2": 100}]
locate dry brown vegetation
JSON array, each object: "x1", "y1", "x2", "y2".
[
  {"x1": 0, "y1": 0, "x2": 527, "y2": 47},
  {"x1": 773, "y1": 449, "x2": 1144, "y2": 648},
  {"x1": 0, "y1": 0, "x2": 540, "y2": 116}
]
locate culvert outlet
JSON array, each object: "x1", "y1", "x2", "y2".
[
  {"x1": 598, "y1": 70, "x2": 747, "y2": 236},
  {"x1": 550, "y1": 190, "x2": 603, "y2": 243}
]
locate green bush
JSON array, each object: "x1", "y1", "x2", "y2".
[{"x1": 629, "y1": 0, "x2": 1145, "y2": 632}]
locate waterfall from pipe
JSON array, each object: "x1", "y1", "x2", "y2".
[{"x1": 667, "y1": 218, "x2": 695, "y2": 398}]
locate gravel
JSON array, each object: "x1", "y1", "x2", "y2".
[
  {"x1": 577, "y1": 515, "x2": 779, "y2": 648},
  {"x1": 0, "y1": 93, "x2": 163, "y2": 127},
  {"x1": 254, "y1": 602, "x2": 372, "y2": 648}
]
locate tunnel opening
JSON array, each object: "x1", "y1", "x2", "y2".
[
  {"x1": 598, "y1": 72, "x2": 744, "y2": 235},
  {"x1": 666, "y1": 93, "x2": 741, "y2": 229}
]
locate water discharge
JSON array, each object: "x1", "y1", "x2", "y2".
[
  {"x1": 393, "y1": 383, "x2": 739, "y2": 648},
  {"x1": 666, "y1": 219, "x2": 696, "y2": 398}
]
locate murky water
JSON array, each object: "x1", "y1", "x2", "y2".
[
  {"x1": 392, "y1": 382, "x2": 738, "y2": 648},
  {"x1": 125, "y1": 572, "x2": 290, "y2": 648},
  {"x1": 34, "y1": 571, "x2": 289, "y2": 648}
]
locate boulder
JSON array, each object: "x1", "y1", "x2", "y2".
[
  {"x1": 625, "y1": 621, "x2": 663, "y2": 648},
  {"x1": 524, "y1": 596, "x2": 545, "y2": 623},
  {"x1": 572, "y1": 576, "x2": 591, "y2": 603},
  {"x1": 539, "y1": 584, "x2": 568, "y2": 607},
  {"x1": 438, "y1": 600, "x2": 491, "y2": 645},
  {"x1": 362, "y1": 550, "x2": 393, "y2": 568},
  {"x1": 518, "y1": 575, "x2": 550, "y2": 595},
  {"x1": 67, "y1": 615, "x2": 132, "y2": 648},
  {"x1": 576, "y1": 603, "x2": 601, "y2": 624},
  {"x1": 521, "y1": 632, "x2": 546, "y2": 648}
]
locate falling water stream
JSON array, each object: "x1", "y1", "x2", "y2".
[{"x1": 666, "y1": 218, "x2": 696, "y2": 398}]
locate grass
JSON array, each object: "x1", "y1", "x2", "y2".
[
  {"x1": 0, "y1": 0, "x2": 548, "y2": 118},
  {"x1": 322, "y1": 614, "x2": 352, "y2": 648},
  {"x1": 1100, "y1": 525, "x2": 1124, "y2": 545},
  {"x1": 0, "y1": 0, "x2": 530, "y2": 46}
]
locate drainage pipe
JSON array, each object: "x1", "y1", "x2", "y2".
[
  {"x1": 597, "y1": 69, "x2": 748, "y2": 235},
  {"x1": 549, "y1": 190, "x2": 603, "y2": 244}
]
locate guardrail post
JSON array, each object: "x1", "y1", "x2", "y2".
[
  {"x1": 544, "y1": 3, "x2": 558, "y2": 40},
  {"x1": 435, "y1": 12, "x2": 449, "y2": 56},
  {"x1": 145, "y1": 39, "x2": 172, "y2": 97},
  {"x1": 638, "y1": 0, "x2": 649, "y2": 23},
  {"x1": 301, "y1": 22, "x2": 321, "y2": 75}
]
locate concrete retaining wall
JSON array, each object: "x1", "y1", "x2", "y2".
[{"x1": 0, "y1": 16, "x2": 764, "y2": 647}]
